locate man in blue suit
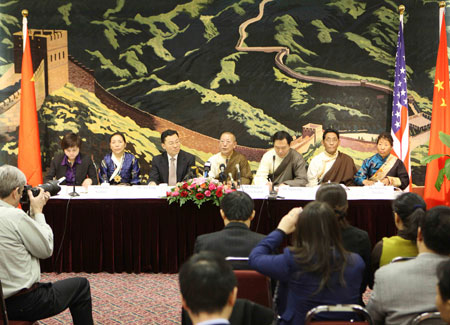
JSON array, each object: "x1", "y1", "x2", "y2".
[{"x1": 148, "y1": 129, "x2": 195, "y2": 185}]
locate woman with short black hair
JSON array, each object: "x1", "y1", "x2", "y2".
[{"x1": 44, "y1": 132, "x2": 97, "y2": 186}]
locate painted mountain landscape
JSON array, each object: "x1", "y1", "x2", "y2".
[{"x1": 0, "y1": 0, "x2": 441, "y2": 184}]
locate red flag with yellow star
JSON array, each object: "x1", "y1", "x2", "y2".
[
  {"x1": 423, "y1": 13, "x2": 450, "y2": 208},
  {"x1": 18, "y1": 15, "x2": 43, "y2": 186}
]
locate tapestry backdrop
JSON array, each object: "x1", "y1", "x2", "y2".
[{"x1": 0, "y1": 0, "x2": 443, "y2": 185}]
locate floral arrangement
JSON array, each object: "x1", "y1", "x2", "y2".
[{"x1": 166, "y1": 177, "x2": 235, "y2": 208}]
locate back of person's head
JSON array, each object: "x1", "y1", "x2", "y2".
[
  {"x1": 420, "y1": 206, "x2": 450, "y2": 255},
  {"x1": 392, "y1": 192, "x2": 426, "y2": 241},
  {"x1": 0, "y1": 165, "x2": 26, "y2": 199},
  {"x1": 272, "y1": 131, "x2": 293, "y2": 145},
  {"x1": 291, "y1": 201, "x2": 347, "y2": 292},
  {"x1": 61, "y1": 132, "x2": 82, "y2": 150},
  {"x1": 161, "y1": 129, "x2": 179, "y2": 143},
  {"x1": 179, "y1": 251, "x2": 237, "y2": 315},
  {"x1": 220, "y1": 191, "x2": 254, "y2": 221},
  {"x1": 315, "y1": 183, "x2": 349, "y2": 228},
  {"x1": 438, "y1": 260, "x2": 450, "y2": 302},
  {"x1": 437, "y1": 260, "x2": 450, "y2": 323}
]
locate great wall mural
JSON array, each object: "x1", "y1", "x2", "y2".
[{"x1": 0, "y1": 0, "x2": 443, "y2": 185}]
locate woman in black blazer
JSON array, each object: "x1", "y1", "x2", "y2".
[{"x1": 44, "y1": 132, "x2": 98, "y2": 186}]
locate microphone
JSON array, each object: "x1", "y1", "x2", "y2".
[
  {"x1": 184, "y1": 166, "x2": 198, "y2": 181},
  {"x1": 204, "y1": 161, "x2": 211, "y2": 178},
  {"x1": 268, "y1": 155, "x2": 277, "y2": 198},
  {"x1": 91, "y1": 154, "x2": 101, "y2": 184},
  {"x1": 219, "y1": 163, "x2": 227, "y2": 183},
  {"x1": 235, "y1": 164, "x2": 241, "y2": 187},
  {"x1": 269, "y1": 155, "x2": 276, "y2": 183}
]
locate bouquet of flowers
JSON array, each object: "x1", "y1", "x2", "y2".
[{"x1": 166, "y1": 177, "x2": 235, "y2": 208}]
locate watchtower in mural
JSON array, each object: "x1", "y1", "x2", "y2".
[
  {"x1": 13, "y1": 29, "x2": 68, "y2": 96},
  {"x1": 302, "y1": 123, "x2": 323, "y2": 144}
]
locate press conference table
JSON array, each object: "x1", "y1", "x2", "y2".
[{"x1": 40, "y1": 185, "x2": 397, "y2": 274}]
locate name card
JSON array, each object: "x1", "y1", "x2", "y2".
[
  {"x1": 239, "y1": 185, "x2": 270, "y2": 199},
  {"x1": 277, "y1": 186, "x2": 317, "y2": 200},
  {"x1": 346, "y1": 186, "x2": 399, "y2": 200}
]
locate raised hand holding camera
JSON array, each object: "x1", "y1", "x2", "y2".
[{"x1": 28, "y1": 187, "x2": 50, "y2": 215}]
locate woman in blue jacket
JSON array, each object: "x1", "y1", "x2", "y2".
[{"x1": 249, "y1": 201, "x2": 365, "y2": 325}]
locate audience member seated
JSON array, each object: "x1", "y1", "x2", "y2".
[
  {"x1": 207, "y1": 132, "x2": 253, "y2": 185},
  {"x1": 315, "y1": 183, "x2": 371, "y2": 298},
  {"x1": 253, "y1": 131, "x2": 307, "y2": 187},
  {"x1": 437, "y1": 260, "x2": 450, "y2": 324},
  {"x1": 148, "y1": 129, "x2": 196, "y2": 186},
  {"x1": 249, "y1": 201, "x2": 364, "y2": 325},
  {"x1": 0, "y1": 165, "x2": 93, "y2": 324},
  {"x1": 194, "y1": 191, "x2": 265, "y2": 270},
  {"x1": 99, "y1": 132, "x2": 140, "y2": 185},
  {"x1": 307, "y1": 129, "x2": 357, "y2": 186},
  {"x1": 354, "y1": 132, "x2": 409, "y2": 190},
  {"x1": 179, "y1": 251, "x2": 237, "y2": 325},
  {"x1": 366, "y1": 206, "x2": 450, "y2": 325},
  {"x1": 371, "y1": 192, "x2": 425, "y2": 276},
  {"x1": 44, "y1": 132, "x2": 98, "y2": 186}
]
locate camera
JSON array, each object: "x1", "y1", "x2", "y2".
[{"x1": 20, "y1": 180, "x2": 62, "y2": 205}]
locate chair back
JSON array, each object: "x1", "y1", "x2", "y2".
[
  {"x1": 0, "y1": 280, "x2": 8, "y2": 325},
  {"x1": 304, "y1": 304, "x2": 373, "y2": 325},
  {"x1": 390, "y1": 256, "x2": 416, "y2": 264},
  {"x1": 0, "y1": 280, "x2": 36, "y2": 325},
  {"x1": 233, "y1": 270, "x2": 272, "y2": 308},
  {"x1": 410, "y1": 312, "x2": 446, "y2": 325}
]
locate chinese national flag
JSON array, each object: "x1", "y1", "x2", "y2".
[
  {"x1": 18, "y1": 16, "x2": 42, "y2": 186},
  {"x1": 423, "y1": 13, "x2": 450, "y2": 208}
]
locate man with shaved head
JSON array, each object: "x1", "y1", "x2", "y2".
[{"x1": 207, "y1": 132, "x2": 253, "y2": 185}]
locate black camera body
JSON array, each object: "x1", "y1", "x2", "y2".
[{"x1": 20, "y1": 180, "x2": 62, "y2": 204}]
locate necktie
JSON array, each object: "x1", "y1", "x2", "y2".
[{"x1": 169, "y1": 157, "x2": 177, "y2": 186}]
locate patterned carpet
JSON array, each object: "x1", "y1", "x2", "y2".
[
  {"x1": 34, "y1": 272, "x2": 371, "y2": 324},
  {"x1": 37, "y1": 272, "x2": 181, "y2": 324}
]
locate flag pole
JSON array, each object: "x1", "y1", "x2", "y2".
[
  {"x1": 439, "y1": 1, "x2": 445, "y2": 36},
  {"x1": 399, "y1": 4, "x2": 405, "y2": 27}
]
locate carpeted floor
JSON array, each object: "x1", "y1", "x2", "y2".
[
  {"x1": 38, "y1": 272, "x2": 181, "y2": 324},
  {"x1": 35, "y1": 272, "x2": 371, "y2": 324}
]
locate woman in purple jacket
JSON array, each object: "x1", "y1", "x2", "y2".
[{"x1": 249, "y1": 201, "x2": 365, "y2": 325}]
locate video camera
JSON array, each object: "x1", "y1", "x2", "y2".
[{"x1": 20, "y1": 179, "x2": 62, "y2": 205}]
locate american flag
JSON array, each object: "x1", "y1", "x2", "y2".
[{"x1": 391, "y1": 20, "x2": 411, "y2": 190}]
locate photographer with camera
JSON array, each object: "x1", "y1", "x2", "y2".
[{"x1": 0, "y1": 165, "x2": 93, "y2": 324}]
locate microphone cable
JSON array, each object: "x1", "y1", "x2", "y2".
[{"x1": 54, "y1": 195, "x2": 73, "y2": 273}]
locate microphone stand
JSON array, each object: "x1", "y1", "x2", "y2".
[
  {"x1": 68, "y1": 183, "x2": 80, "y2": 197},
  {"x1": 269, "y1": 155, "x2": 277, "y2": 199}
]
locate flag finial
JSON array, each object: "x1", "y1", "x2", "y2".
[
  {"x1": 439, "y1": 1, "x2": 446, "y2": 8},
  {"x1": 21, "y1": 9, "x2": 28, "y2": 17},
  {"x1": 398, "y1": 5, "x2": 405, "y2": 15}
]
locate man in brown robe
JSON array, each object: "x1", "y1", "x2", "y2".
[
  {"x1": 208, "y1": 132, "x2": 253, "y2": 185},
  {"x1": 307, "y1": 129, "x2": 357, "y2": 186}
]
